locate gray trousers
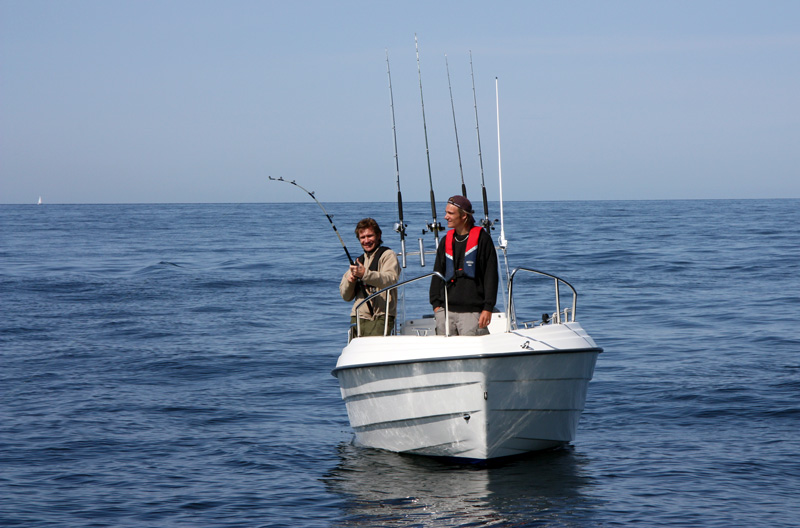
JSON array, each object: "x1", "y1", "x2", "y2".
[{"x1": 434, "y1": 310, "x2": 489, "y2": 336}]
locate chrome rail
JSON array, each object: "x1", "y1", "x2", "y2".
[
  {"x1": 351, "y1": 267, "x2": 578, "y2": 339},
  {"x1": 396, "y1": 237, "x2": 438, "y2": 268},
  {"x1": 506, "y1": 267, "x2": 578, "y2": 332},
  {"x1": 352, "y1": 272, "x2": 448, "y2": 339}
]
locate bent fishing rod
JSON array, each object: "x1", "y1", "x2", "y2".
[
  {"x1": 470, "y1": 50, "x2": 493, "y2": 232},
  {"x1": 445, "y1": 54, "x2": 467, "y2": 197},
  {"x1": 269, "y1": 176, "x2": 382, "y2": 316},
  {"x1": 386, "y1": 50, "x2": 407, "y2": 268},
  {"x1": 268, "y1": 176, "x2": 355, "y2": 265},
  {"x1": 415, "y1": 34, "x2": 443, "y2": 246}
]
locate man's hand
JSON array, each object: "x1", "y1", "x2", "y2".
[
  {"x1": 478, "y1": 310, "x2": 492, "y2": 328},
  {"x1": 349, "y1": 262, "x2": 365, "y2": 282}
]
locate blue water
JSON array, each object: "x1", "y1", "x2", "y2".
[{"x1": 2, "y1": 200, "x2": 799, "y2": 527}]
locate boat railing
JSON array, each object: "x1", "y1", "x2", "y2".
[
  {"x1": 506, "y1": 267, "x2": 578, "y2": 332},
  {"x1": 351, "y1": 267, "x2": 578, "y2": 338},
  {"x1": 352, "y1": 272, "x2": 449, "y2": 340}
]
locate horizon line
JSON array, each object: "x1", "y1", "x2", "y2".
[{"x1": 3, "y1": 196, "x2": 798, "y2": 206}]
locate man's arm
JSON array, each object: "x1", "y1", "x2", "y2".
[
  {"x1": 480, "y1": 230, "x2": 499, "y2": 312},
  {"x1": 339, "y1": 267, "x2": 357, "y2": 301}
]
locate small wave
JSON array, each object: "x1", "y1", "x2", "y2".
[
  {"x1": 579, "y1": 249, "x2": 642, "y2": 265},
  {"x1": 765, "y1": 407, "x2": 800, "y2": 418},
  {"x1": 134, "y1": 261, "x2": 189, "y2": 275},
  {"x1": 190, "y1": 305, "x2": 233, "y2": 314}
]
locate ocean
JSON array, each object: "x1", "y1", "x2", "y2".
[{"x1": 1, "y1": 199, "x2": 798, "y2": 527}]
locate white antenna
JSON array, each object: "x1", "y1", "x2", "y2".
[
  {"x1": 494, "y1": 77, "x2": 511, "y2": 314},
  {"x1": 495, "y1": 77, "x2": 507, "y2": 249}
]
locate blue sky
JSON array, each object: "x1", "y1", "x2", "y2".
[{"x1": 2, "y1": 0, "x2": 799, "y2": 204}]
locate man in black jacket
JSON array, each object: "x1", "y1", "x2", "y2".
[{"x1": 429, "y1": 195, "x2": 498, "y2": 336}]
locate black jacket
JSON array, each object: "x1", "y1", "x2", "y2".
[{"x1": 429, "y1": 228, "x2": 498, "y2": 313}]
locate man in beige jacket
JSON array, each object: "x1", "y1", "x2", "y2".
[{"x1": 340, "y1": 218, "x2": 400, "y2": 337}]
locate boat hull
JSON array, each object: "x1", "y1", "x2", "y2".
[{"x1": 333, "y1": 323, "x2": 601, "y2": 461}]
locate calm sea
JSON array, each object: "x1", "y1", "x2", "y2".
[{"x1": 2, "y1": 200, "x2": 799, "y2": 527}]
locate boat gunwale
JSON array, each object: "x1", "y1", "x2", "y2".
[{"x1": 331, "y1": 346, "x2": 603, "y2": 376}]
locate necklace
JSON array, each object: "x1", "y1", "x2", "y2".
[{"x1": 454, "y1": 233, "x2": 469, "y2": 243}]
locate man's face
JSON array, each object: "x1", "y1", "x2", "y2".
[
  {"x1": 445, "y1": 204, "x2": 467, "y2": 231},
  {"x1": 357, "y1": 228, "x2": 378, "y2": 253}
]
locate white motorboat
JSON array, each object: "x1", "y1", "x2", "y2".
[
  {"x1": 332, "y1": 267, "x2": 602, "y2": 462},
  {"x1": 329, "y1": 56, "x2": 601, "y2": 462}
]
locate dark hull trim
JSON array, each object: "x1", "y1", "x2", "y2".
[
  {"x1": 331, "y1": 346, "x2": 603, "y2": 376},
  {"x1": 426, "y1": 443, "x2": 570, "y2": 466}
]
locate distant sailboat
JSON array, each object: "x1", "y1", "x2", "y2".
[{"x1": 37, "y1": 196, "x2": 42, "y2": 205}]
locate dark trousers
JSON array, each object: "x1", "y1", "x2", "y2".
[{"x1": 351, "y1": 316, "x2": 395, "y2": 337}]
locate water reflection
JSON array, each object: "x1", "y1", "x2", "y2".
[{"x1": 324, "y1": 443, "x2": 598, "y2": 527}]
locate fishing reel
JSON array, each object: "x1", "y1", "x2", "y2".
[
  {"x1": 480, "y1": 218, "x2": 497, "y2": 231},
  {"x1": 422, "y1": 222, "x2": 444, "y2": 236},
  {"x1": 393, "y1": 222, "x2": 407, "y2": 235}
]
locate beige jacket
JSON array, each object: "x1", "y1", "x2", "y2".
[{"x1": 340, "y1": 247, "x2": 400, "y2": 320}]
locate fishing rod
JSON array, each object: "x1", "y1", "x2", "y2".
[
  {"x1": 470, "y1": 50, "x2": 492, "y2": 232},
  {"x1": 415, "y1": 34, "x2": 443, "y2": 246},
  {"x1": 445, "y1": 54, "x2": 466, "y2": 197},
  {"x1": 385, "y1": 50, "x2": 407, "y2": 268},
  {"x1": 268, "y1": 176, "x2": 355, "y2": 265},
  {"x1": 269, "y1": 176, "x2": 382, "y2": 318}
]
